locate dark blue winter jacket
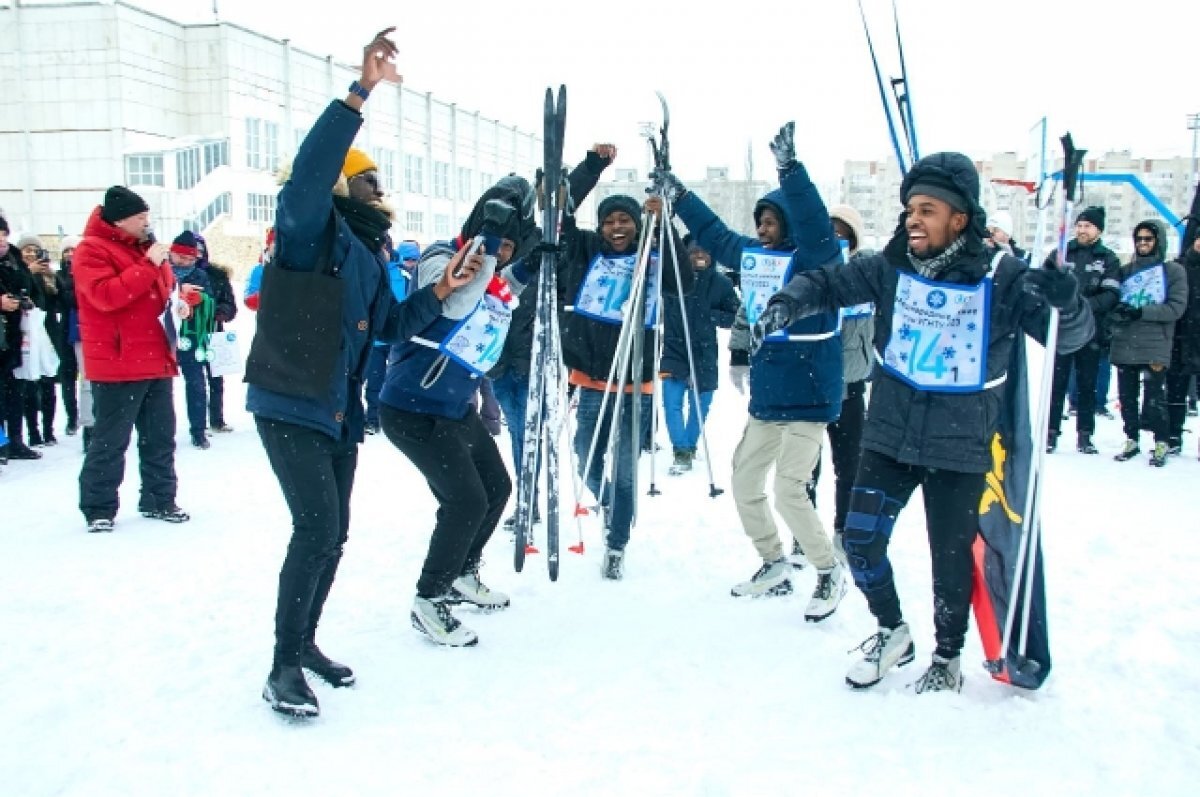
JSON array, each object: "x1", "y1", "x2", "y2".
[
  {"x1": 674, "y1": 164, "x2": 844, "y2": 422},
  {"x1": 245, "y1": 100, "x2": 443, "y2": 441},
  {"x1": 660, "y1": 265, "x2": 740, "y2": 393},
  {"x1": 380, "y1": 239, "x2": 534, "y2": 420}
]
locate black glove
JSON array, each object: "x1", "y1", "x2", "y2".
[
  {"x1": 1022, "y1": 268, "x2": 1078, "y2": 310},
  {"x1": 769, "y1": 121, "x2": 798, "y2": 175},
  {"x1": 648, "y1": 169, "x2": 687, "y2": 204},
  {"x1": 750, "y1": 299, "x2": 794, "y2": 354},
  {"x1": 1111, "y1": 302, "x2": 1142, "y2": 323}
]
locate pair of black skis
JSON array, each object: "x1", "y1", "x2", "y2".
[{"x1": 513, "y1": 86, "x2": 568, "y2": 580}]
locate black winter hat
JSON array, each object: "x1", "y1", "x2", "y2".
[
  {"x1": 1076, "y1": 206, "x2": 1106, "y2": 232},
  {"x1": 0, "y1": 214, "x2": 8, "y2": 234},
  {"x1": 596, "y1": 195, "x2": 642, "y2": 230},
  {"x1": 901, "y1": 153, "x2": 980, "y2": 215},
  {"x1": 101, "y1": 185, "x2": 149, "y2": 224},
  {"x1": 461, "y1": 176, "x2": 534, "y2": 248}
]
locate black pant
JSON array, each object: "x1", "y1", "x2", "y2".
[
  {"x1": 206, "y1": 365, "x2": 226, "y2": 426},
  {"x1": 24, "y1": 376, "x2": 57, "y2": 439},
  {"x1": 59, "y1": 344, "x2": 79, "y2": 428},
  {"x1": 381, "y1": 405, "x2": 511, "y2": 598},
  {"x1": 1049, "y1": 344, "x2": 1100, "y2": 438},
  {"x1": 1117, "y1": 365, "x2": 1168, "y2": 442},
  {"x1": 812, "y1": 380, "x2": 867, "y2": 533},
  {"x1": 0, "y1": 367, "x2": 26, "y2": 447},
  {"x1": 79, "y1": 379, "x2": 178, "y2": 520},
  {"x1": 1166, "y1": 367, "x2": 1193, "y2": 445},
  {"x1": 256, "y1": 418, "x2": 358, "y2": 666},
  {"x1": 843, "y1": 449, "x2": 984, "y2": 659}
]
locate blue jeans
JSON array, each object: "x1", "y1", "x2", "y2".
[
  {"x1": 364, "y1": 345, "x2": 388, "y2": 426},
  {"x1": 574, "y1": 388, "x2": 652, "y2": 550},
  {"x1": 490, "y1": 370, "x2": 541, "y2": 495},
  {"x1": 661, "y1": 377, "x2": 713, "y2": 450}
]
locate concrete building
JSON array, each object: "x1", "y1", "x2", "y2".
[
  {"x1": 840, "y1": 151, "x2": 1198, "y2": 259},
  {"x1": 0, "y1": 0, "x2": 539, "y2": 272},
  {"x1": 584, "y1": 167, "x2": 771, "y2": 267}
]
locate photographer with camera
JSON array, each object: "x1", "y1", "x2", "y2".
[
  {"x1": 378, "y1": 177, "x2": 539, "y2": 647},
  {"x1": 0, "y1": 217, "x2": 46, "y2": 462},
  {"x1": 17, "y1": 237, "x2": 61, "y2": 447}
]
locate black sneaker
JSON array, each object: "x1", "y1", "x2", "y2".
[
  {"x1": 28, "y1": 431, "x2": 44, "y2": 447},
  {"x1": 191, "y1": 433, "x2": 210, "y2": 449},
  {"x1": 602, "y1": 548, "x2": 625, "y2": 580},
  {"x1": 210, "y1": 422, "x2": 234, "y2": 433},
  {"x1": 42, "y1": 432, "x2": 58, "y2": 446},
  {"x1": 140, "y1": 506, "x2": 191, "y2": 523},
  {"x1": 8, "y1": 443, "x2": 42, "y2": 460},
  {"x1": 1167, "y1": 439, "x2": 1183, "y2": 456},
  {"x1": 65, "y1": 421, "x2": 79, "y2": 436},
  {"x1": 1076, "y1": 435, "x2": 1098, "y2": 455},
  {"x1": 87, "y1": 518, "x2": 115, "y2": 533},
  {"x1": 300, "y1": 641, "x2": 355, "y2": 687},
  {"x1": 262, "y1": 665, "x2": 319, "y2": 718}
]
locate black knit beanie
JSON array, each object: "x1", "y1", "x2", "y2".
[
  {"x1": 1076, "y1": 206, "x2": 1106, "y2": 232},
  {"x1": 101, "y1": 186, "x2": 150, "y2": 224},
  {"x1": 597, "y1": 195, "x2": 642, "y2": 230}
]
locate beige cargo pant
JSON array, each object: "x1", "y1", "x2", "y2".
[{"x1": 730, "y1": 418, "x2": 835, "y2": 569}]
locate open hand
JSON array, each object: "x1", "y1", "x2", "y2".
[{"x1": 360, "y1": 28, "x2": 399, "y2": 89}]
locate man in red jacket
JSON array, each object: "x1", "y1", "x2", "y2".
[{"x1": 75, "y1": 186, "x2": 190, "y2": 532}]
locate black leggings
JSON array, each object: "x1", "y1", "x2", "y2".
[
  {"x1": 381, "y1": 406, "x2": 511, "y2": 598},
  {"x1": 256, "y1": 418, "x2": 358, "y2": 666},
  {"x1": 842, "y1": 449, "x2": 984, "y2": 659},
  {"x1": 811, "y1": 380, "x2": 867, "y2": 533}
]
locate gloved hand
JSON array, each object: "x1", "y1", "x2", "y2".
[
  {"x1": 179, "y1": 283, "x2": 204, "y2": 307},
  {"x1": 769, "y1": 121, "x2": 798, "y2": 174},
  {"x1": 1111, "y1": 302, "x2": 1142, "y2": 323},
  {"x1": 648, "y1": 169, "x2": 687, "y2": 205},
  {"x1": 1022, "y1": 267, "x2": 1078, "y2": 310},
  {"x1": 729, "y1": 365, "x2": 750, "y2": 395},
  {"x1": 750, "y1": 300, "x2": 794, "y2": 354}
]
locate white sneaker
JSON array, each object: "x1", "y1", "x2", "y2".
[
  {"x1": 911, "y1": 654, "x2": 963, "y2": 693},
  {"x1": 845, "y1": 622, "x2": 915, "y2": 689},
  {"x1": 449, "y1": 569, "x2": 511, "y2": 610},
  {"x1": 804, "y1": 561, "x2": 847, "y2": 622},
  {"x1": 410, "y1": 596, "x2": 479, "y2": 647},
  {"x1": 731, "y1": 557, "x2": 792, "y2": 597}
]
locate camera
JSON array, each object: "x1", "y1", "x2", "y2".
[
  {"x1": 480, "y1": 199, "x2": 516, "y2": 240},
  {"x1": 18, "y1": 289, "x2": 34, "y2": 311}
]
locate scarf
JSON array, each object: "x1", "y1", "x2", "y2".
[
  {"x1": 907, "y1": 235, "x2": 969, "y2": 280},
  {"x1": 333, "y1": 195, "x2": 391, "y2": 252}
]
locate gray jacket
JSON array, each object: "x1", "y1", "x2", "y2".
[{"x1": 1109, "y1": 256, "x2": 1188, "y2": 367}]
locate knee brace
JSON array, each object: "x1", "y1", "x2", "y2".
[{"x1": 843, "y1": 487, "x2": 903, "y2": 594}]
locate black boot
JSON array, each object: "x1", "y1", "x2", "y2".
[
  {"x1": 1076, "y1": 434, "x2": 1098, "y2": 454},
  {"x1": 300, "y1": 641, "x2": 355, "y2": 687},
  {"x1": 262, "y1": 664, "x2": 319, "y2": 717}
]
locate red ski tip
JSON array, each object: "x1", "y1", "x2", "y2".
[
  {"x1": 525, "y1": 545, "x2": 540, "y2": 555},
  {"x1": 568, "y1": 542, "x2": 585, "y2": 555},
  {"x1": 573, "y1": 504, "x2": 590, "y2": 517}
]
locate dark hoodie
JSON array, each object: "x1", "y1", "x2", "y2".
[
  {"x1": 559, "y1": 170, "x2": 693, "y2": 387},
  {"x1": 1042, "y1": 235, "x2": 1121, "y2": 347},
  {"x1": 1171, "y1": 244, "x2": 1200, "y2": 373},
  {"x1": 1109, "y1": 219, "x2": 1189, "y2": 367},
  {"x1": 674, "y1": 163, "x2": 844, "y2": 423}
]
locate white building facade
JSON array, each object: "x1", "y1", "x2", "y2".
[{"x1": 0, "y1": 0, "x2": 539, "y2": 265}]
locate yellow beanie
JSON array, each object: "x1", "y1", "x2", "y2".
[{"x1": 342, "y1": 148, "x2": 377, "y2": 179}]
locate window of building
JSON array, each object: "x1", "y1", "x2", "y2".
[
  {"x1": 433, "y1": 161, "x2": 450, "y2": 198},
  {"x1": 177, "y1": 148, "x2": 201, "y2": 190},
  {"x1": 126, "y1": 154, "x2": 164, "y2": 187},
  {"x1": 405, "y1": 154, "x2": 425, "y2": 194},
  {"x1": 246, "y1": 118, "x2": 279, "y2": 172},
  {"x1": 203, "y1": 140, "x2": 229, "y2": 175},
  {"x1": 406, "y1": 210, "x2": 425, "y2": 234},
  {"x1": 248, "y1": 193, "x2": 277, "y2": 224},
  {"x1": 434, "y1": 214, "x2": 452, "y2": 237},
  {"x1": 184, "y1": 192, "x2": 231, "y2": 233},
  {"x1": 373, "y1": 148, "x2": 397, "y2": 192},
  {"x1": 457, "y1": 167, "x2": 472, "y2": 201}
]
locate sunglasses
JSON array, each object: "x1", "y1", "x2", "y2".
[{"x1": 1135, "y1": 236, "x2": 1156, "y2": 243}]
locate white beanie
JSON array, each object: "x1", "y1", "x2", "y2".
[
  {"x1": 986, "y1": 210, "x2": 1014, "y2": 237},
  {"x1": 61, "y1": 234, "x2": 82, "y2": 251}
]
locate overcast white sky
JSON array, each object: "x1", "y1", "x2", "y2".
[{"x1": 40, "y1": 0, "x2": 1200, "y2": 183}]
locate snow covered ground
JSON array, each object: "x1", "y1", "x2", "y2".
[{"x1": 3, "y1": 323, "x2": 1199, "y2": 796}]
